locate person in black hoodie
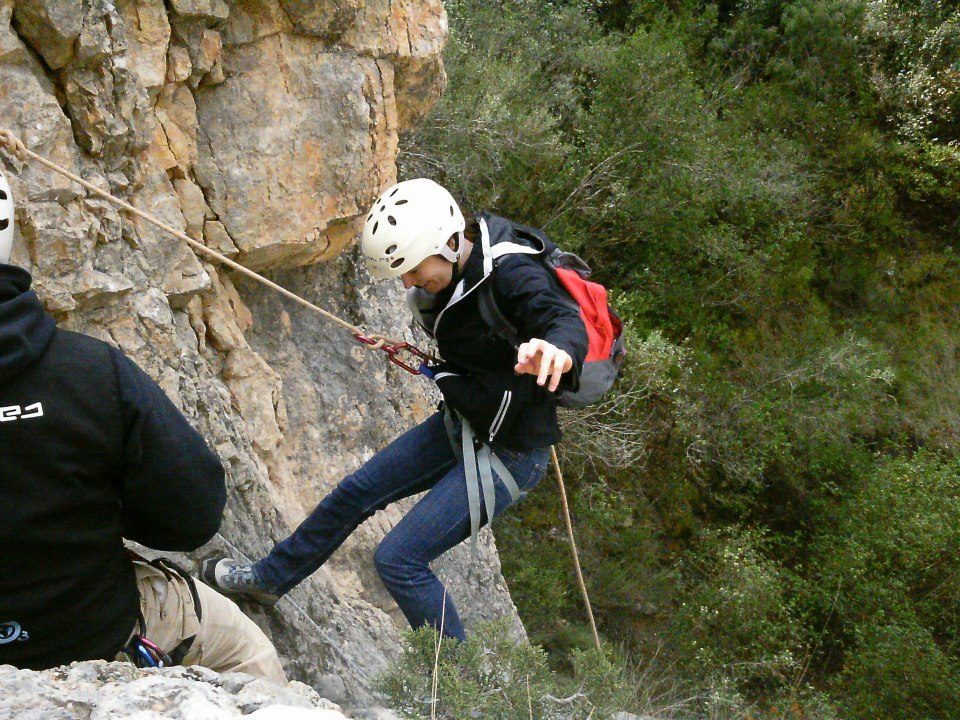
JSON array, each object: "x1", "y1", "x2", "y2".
[
  {"x1": 204, "y1": 178, "x2": 588, "y2": 642},
  {"x1": 0, "y1": 170, "x2": 286, "y2": 683}
]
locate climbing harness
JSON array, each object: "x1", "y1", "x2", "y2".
[
  {"x1": 120, "y1": 552, "x2": 202, "y2": 668},
  {"x1": 442, "y1": 407, "x2": 522, "y2": 557},
  {"x1": 0, "y1": 129, "x2": 435, "y2": 375},
  {"x1": 0, "y1": 128, "x2": 601, "y2": 651},
  {"x1": 444, "y1": 404, "x2": 601, "y2": 649},
  {"x1": 123, "y1": 633, "x2": 173, "y2": 669}
]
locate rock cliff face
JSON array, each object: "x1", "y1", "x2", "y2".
[{"x1": 0, "y1": 0, "x2": 523, "y2": 706}]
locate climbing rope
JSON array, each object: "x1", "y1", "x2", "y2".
[
  {"x1": 1, "y1": 127, "x2": 600, "y2": 652},
  {"x1": 551, "y1": 447, "x2": 601, "y2": 650},
  {"x1": 0, "y1": 128, "x2": 434, "y2": 373}
]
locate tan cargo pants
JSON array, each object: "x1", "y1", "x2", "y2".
[{"x1": 118, "y1": 560, "x2": 287, "y2": 686}]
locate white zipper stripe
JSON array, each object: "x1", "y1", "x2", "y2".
[
  {"x1": 491, "y1": 391, "x2": 510, "y2": 432},
  {"x1": 433, "y1": 371, "x2": 460, "y2": 381},
  {"x1": 489, "y1": 390, "x2": 512, "y2": 441},
  {"x1": 433, "y1": 218, "x2": 494, "y2": 338}
]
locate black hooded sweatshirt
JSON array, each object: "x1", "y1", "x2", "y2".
[
  {"x1": 0, "y1": 264, "x2": 226, "y2": 670},
  {"x1": 416, "y1": 213, "x2": 589, "y2": 449}
]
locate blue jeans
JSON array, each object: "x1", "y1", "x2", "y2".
[{"x1": 254, "y1": 411, "x2": 550, "y2": 641}]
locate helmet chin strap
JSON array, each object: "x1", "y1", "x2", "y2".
[{"x1": 436, "y1": 230, "x2": 463, "y2": 264}]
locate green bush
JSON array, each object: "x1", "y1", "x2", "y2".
[
  {"x1": 378, "y1": 622, "x2": 641, "y2": 720},
  {"x1": 671, "y1": 528, "x2": 805, "y2": 694},
  {"x1": 839, "y1": 624, "x2": 960, "y2": 720},
  {"x1": 401, "y1": 0, "x2": 960, "y2": 715},
  {"x1": 807, "y1": 452, "x2": 960, "y2": 675}
]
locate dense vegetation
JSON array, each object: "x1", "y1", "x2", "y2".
[{"x1": 390, "y1": 1, "x2": 960, "y2": 717}]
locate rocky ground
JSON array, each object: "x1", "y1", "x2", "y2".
[{"x1": 0, "y1": 660, "x2": 404, "y2": 719}]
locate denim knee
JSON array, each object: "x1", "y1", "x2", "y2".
[{"x1": 374, "y1": 537, "x2": 416, "y2": 584}]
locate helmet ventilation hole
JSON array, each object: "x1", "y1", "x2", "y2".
[
  {"x1": 387, "y1": 215, "x2": 396, "y2": 225},
  {"x1": 449, "y1": 205, "x2": 454, "y2": 216},
  {"x1": 0, "y1": 190, "x2": 6, "y2": 200},
  {"x1": 372, "y1": 221, "x2": 379, "y2": 235},
  {"x1": 0, "y1": 219, "x2": 8, "y2": 230},
  {"x1": 390, "y1": 258, "x2": 404, "y2": 269},
  {"x1": 395, "y1": 199, "x2": 408, "y2": 205},
  {"x1": 367, "y1": 212, "x2": 373, "y2": 221},
  {"x1": 385, "y1": 244, "x2": 397, "y2": 255},
  {"x1": 380, "y1": 205, "x2": 386, "y2": 212},
  {"x1": 390, "y1": 188, "x2": 399, "y2": 197}
]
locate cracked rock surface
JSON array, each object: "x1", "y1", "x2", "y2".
[
  {"x1": 0, "y1": 661, "x2": 350, "y2": 719},
  {"x1": 1, "y1": 0, "x2": 524, "y2": 709}
]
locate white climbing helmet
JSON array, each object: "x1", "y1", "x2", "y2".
[
  {"x1": 0, "y1": 170, "x2": 12, "y2": 264},
  {"x1": 361, "y1": 178, "x2": 465, "y2": 279}
]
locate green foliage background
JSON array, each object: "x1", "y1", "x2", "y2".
[{"x1": 394, "y1": 1, "x2": 960, "y2": 716}]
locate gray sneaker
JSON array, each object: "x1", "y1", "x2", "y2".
[{"x1": 200, "y1": 558, "x2": 280, "y2": 606}]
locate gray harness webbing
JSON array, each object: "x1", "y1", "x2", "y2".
[{"x1": 444, "y1": 408, "x2": 522, "y2": 555}]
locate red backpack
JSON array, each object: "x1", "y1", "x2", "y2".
[{"x1": 475, "y1": 214, "x2": 626, "y2": 408}]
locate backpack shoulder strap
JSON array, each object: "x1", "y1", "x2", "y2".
[
  {"x1": 491, "y1": 241, "x2": 542, "y2": 260},
  {"x1": 478, "y1": 281, "x2": 520, "y2": 348},
  {"x1": 476, "y1": 216, "x2": 522, "y2": 348}
]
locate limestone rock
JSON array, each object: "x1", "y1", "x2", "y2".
[
  {"x1": 11, "y1": 0, "x2": 83, "y2": 69},
  {"x1": 338, "y1": 0, "x2": 448, "y2": 129},
  {"x1": 194, "y1": 34, "x2": 398, "y2": 270},
  {"x1": 204, "y1": 219, "x2": 241, "y2": 258},
  {"x1": 154, "y1": 81, "x2": 200, "y2": 172},
  {"x1": 169, "y1": 0, "x2": 232, "y2": 21},
  {"x1": 167, "y1": 44, "x2": 193, "y2": 83},
  {"x1": 220, "y1": 0, "x2": 295, "y2": 47},
  {"x1": 279, "y1": 0, "x2": 365, "y2": 40},
  {"x1": 173, "y1": 177, "x2": 210, "y2": 239},
  {"x1": 0, "y1": 662, "x2": 349, "y2": 720},
  {"x1": 59, "y1": 3, "x2": 154, "y2": 166},
  {"x1": 118, "y1": 0, "x2": 172, "y2": 92}
]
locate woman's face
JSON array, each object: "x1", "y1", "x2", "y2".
[{"x1": 400, "y1": 254, "x2": 454, "y2": 294}]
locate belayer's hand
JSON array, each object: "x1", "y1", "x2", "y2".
[{"x1": 515, "y1": 339, "x2": 573, "y2": 392}]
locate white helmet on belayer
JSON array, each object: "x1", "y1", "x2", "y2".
[
  {"x1": 0, "y1": 169, "x2": 13, "y2": 265},
  {"x1": 361, "y1": 178, "x2": 465, "y2": 279}
]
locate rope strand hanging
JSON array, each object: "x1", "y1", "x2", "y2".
[
  {"x1": 0, "y1": 128, "x2": 432, "y2": 373},
  {"x1": 551, "y1": 447, "x2": 601, "y2": 650},
  {"x1": 0, "y1": 127, "x2": 602, "y2": 652}
]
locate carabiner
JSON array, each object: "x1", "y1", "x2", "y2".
[{"x1": 354, "y1": 334, "x2": 437, "y2": 375}]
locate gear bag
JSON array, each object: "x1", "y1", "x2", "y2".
[{"x1": 474, "y1": 214, "x2": 626, "y2": 408}]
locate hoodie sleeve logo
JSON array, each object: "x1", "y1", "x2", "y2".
[
  {"x1": 0, "y1": 402, "x2": 43, "y2": 422},
  {"x1": 0, "y1": 621, "x2": 29, "y2": 644}
]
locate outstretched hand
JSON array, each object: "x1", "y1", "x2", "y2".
[{"x1": 515, "y1": 339, "x2": 573, "y2": 392}]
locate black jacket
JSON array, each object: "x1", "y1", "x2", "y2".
[
  {"x1": 0, "y1": 264, "x2": 226, "y2": 670},
  {"x1": 414, "y1": 213, "x2": 589, "y2": 449}
]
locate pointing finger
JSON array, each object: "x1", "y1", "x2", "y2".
[
  {"x1": 537, "y1": 347, "x2": 556, "y2": 386},
  {"x1": 548, "y1": 355, "x2": 565, "y2": 392}
]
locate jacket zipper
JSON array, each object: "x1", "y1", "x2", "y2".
[{"x1": 488, "y1": 390, "x2": 513, "y2": 442}]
